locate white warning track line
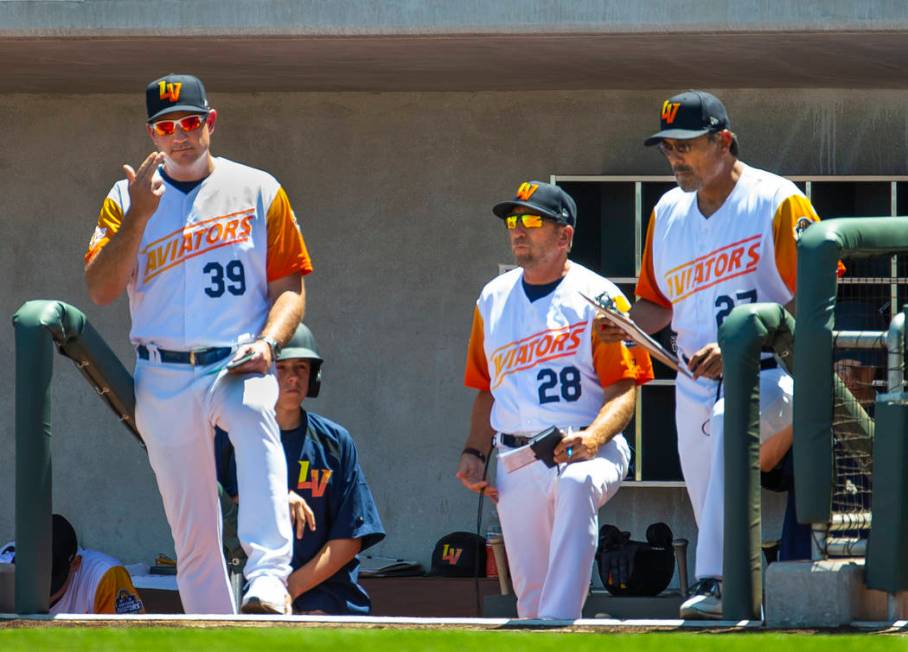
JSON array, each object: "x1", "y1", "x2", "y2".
[
  {"x1": 0, "y1": 613, "x2": 764, "y2": 629},
  {"x1": 852, "y1": 620, "x2": 908, "y2": 633}
]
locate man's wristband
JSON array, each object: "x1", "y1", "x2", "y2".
[
  {"x1": 257, "y1": 335, "x2": 281, "y2": 358},
  {"x1": 461, "y1": 447, "x2": 487, "y2": 463}
]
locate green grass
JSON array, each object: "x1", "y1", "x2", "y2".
[{"x1": 0, "y1": 628, "x2": 904, "y2": 652}]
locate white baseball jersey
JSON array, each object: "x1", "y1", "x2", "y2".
[
  {"x1": 86, "y1": 157, "x2": 308, "y2": 614},
  {"x1": 637, "y1": 163, "x2": 819, "y2": 387},
  {"x1": 85, "y1": 157, "x2": 312, "y2": 350},
  {"x1": 465, "y1": 262, "x2": 653, "y2": 433},
  {"x1": 50, "y1": 549, "x2": 144, "y2": 615},
  {"x1": 636, "y1": 162, "x2": 826, "y2": 586},
  {"x1": 464, "y1": 261, "x2": 652, "y2": 619}
]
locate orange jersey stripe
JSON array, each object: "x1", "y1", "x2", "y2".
[
  {"x1": 488, "y1": 320, "x2": 587, "y2": 359},
  {"x1": 142, "y1": 207, "x2": 255, "y2": 250},
  {"x1": 663, "y1": 234, "x2": 761, "y2": 276},
  {"x1": 670, "y1": 266, "x2": 759, "y2": 304}
]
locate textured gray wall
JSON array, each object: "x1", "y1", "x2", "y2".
[
  {"x1": 1, "y1": 88, "x2": 906, "y2": 582},
  {"x1": 3, "y1": 0, "x2": 907, "y2": 35}
]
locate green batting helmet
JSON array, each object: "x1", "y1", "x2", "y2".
[{"x1": 277, "y1": 323, "x2": 323, "y2": 398}]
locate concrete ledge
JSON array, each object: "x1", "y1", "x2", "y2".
[
  {"x1": 484, "y1": 590, "x2": 686, "y2": 619},
  {"x1": 766, "y1": 559, "x2": 908, "y2": 627},
  {"x1": 3, "y1": 1, "x2": 908, "y2": 38}
]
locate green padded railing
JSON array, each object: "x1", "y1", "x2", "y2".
[
  {"x1": 794, "y1": 217, "x2": 908, "y2": 525},
  {"x1": 719, "y1": 302, "x2": 795, "y2": 620},
  {"x1": 12, "y1": 300, "x2": 140, "y2": 614},
  {"x1": 865, "y1": 306, "x2": 908, "y2": 593}
]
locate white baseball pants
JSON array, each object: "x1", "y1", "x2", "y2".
[
  {"x1": 495, "y1": 434, "x2": 630, "y2": 620},
  {"x1": 675, "y1": 368, "x2": 793, "y2": 581},
  {"x1": 135, "y1": 355, "x2": 293, "y2": 614}
]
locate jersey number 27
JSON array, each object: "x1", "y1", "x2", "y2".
[{"x1": 715, "y1": 289, "x2": 757, "y2": 327}]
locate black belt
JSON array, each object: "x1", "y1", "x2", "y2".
[
  {"x1": 500, "y1": 434, "x2": 532, "y2": 448},
  {"x1": 137, "y1": 345, "x2": 232, "y2": 366},
  {"x1": 499, "y1": 428, "x2": 589, "y2": 449}
]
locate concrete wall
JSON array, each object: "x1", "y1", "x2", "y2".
[
  {"x1": 1, "y1": 88, "x2": 906, "y2": 579},
  {"x1": 3, "y1": 0, "x2": 906, "y2": 36}
]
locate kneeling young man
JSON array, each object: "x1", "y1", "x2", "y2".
[
  {"x1": 456, "y1": 181, "x2": 653, "y2": 620},
  {"x1": 216, "y1": 324, "x2": 385, "y2": 614}
]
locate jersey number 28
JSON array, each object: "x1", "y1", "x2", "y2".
[{"x1": 537, "y1": 366, "x2": 582, "y2": 404}]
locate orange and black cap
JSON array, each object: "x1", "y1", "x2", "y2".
[
  {"x1": 146, "y1": 73, "x2": 210, "y2": 122},
  {"x1": 492, "y1": 180, "x2": 577, "y2": 227},
  {"x1": 644, "y1": 90, "x2": 731, "y2": 146}
]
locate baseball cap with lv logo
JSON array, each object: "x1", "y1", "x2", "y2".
[
  {"x1": 492, "y1": 180, "x2": 578, "y2": 227},
  {"x1": 644, "y1": 90, "x2": 732, "y2": 147},
  {"x1": 146, "y1": 73, "x2": 210, "y2": 122}
]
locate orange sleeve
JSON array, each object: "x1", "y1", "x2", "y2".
[
  {"x1": 266, "y1": 186, "x2": 314, "y2": 282},
  {"x1": 92, "y1": 567, "x2": 145, "y2": 614},
  {"x1": 772, "y1": 194, "x2": 845, "y2": 289},
  {"x1": 591, "y1": 333, "x2": 654, "y2": 387},
  {"x1": 464, "y1": 305, "x2": 491, "y2": 391},
  {"x1": 84, "y1": 197, "x2": 124, "y2": 265},
  {"x1": 635, "y1": 210, "x2": 672, "y2": 308},
  {"x1": 772, "y1": 194, "x2": 820, "y2": 294}
]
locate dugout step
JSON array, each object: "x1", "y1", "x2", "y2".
[
  {"x1": 766, "y1": 559, "x2": 908, "y2": 627},
  {"x1": 483, "y1": 590, "x2": 686, "y2": 619}
]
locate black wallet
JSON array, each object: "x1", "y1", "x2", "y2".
[{"x1": 529, "y1": 426, "x2": 565, "y2": 468}]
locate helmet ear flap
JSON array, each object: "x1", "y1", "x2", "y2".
[{"x1": 307, "y1": 362, "x2": 322, "y2": 398}]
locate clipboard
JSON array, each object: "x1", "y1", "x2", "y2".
[{"x1": 579, "y1": 291, "x2": 692, "y2": 379}]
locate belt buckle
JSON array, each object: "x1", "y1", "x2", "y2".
[{"x1": 189, "y1": 348, "x2": 205, "y2": 366}]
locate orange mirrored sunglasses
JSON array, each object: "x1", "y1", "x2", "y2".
[
  {"x1": 505, "y1": 214, "x2": 545, "y2": 229},
  {"x1": 151, "y1": 113, "x2": 208, "y2": 137}
]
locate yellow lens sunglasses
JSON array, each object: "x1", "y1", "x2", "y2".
[{"x1": 505, "y1": 214, "x2": 545, "y2": 229}]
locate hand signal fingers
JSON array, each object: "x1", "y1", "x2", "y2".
[
  {"x1": 131, "y1": 152, "x2": 159, "y2": 180},
  {"x1": 290, "y1": 499, "x2": 315, "y2": 540},
  {"x1": 303, "y1": 500, "x2": 316, "y2": 533},
  {"x1": 290, "y1": 502, "x2": 303, "y2": 539},
  {"x1": 122, "y1": 164, "x2": 137, "y2": 184},
  {"x1": 138, "y1": 151, "x2": 164, "y2": 174}
]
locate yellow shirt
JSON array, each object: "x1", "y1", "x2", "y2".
[{"x1": 49, "y1": 548, "x2": 145, "y2": 615}]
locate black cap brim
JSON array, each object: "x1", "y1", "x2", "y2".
[
  {"x1": 492, "y1": 200, "x2": 566, "y2": 223},
  {"x1": 147, "y1": 105, "x2": 210, "y2": 123},
  {"x1": 643, "y1": 127, "x2": 712, "y2": 147}
]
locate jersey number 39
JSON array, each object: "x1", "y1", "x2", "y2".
[
  {"x1": 203, "y1": 261, "x2": 246, "y2": 297},
  {"x1": 537, "y1": 366, "x2": 582, "y2": 404}
]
